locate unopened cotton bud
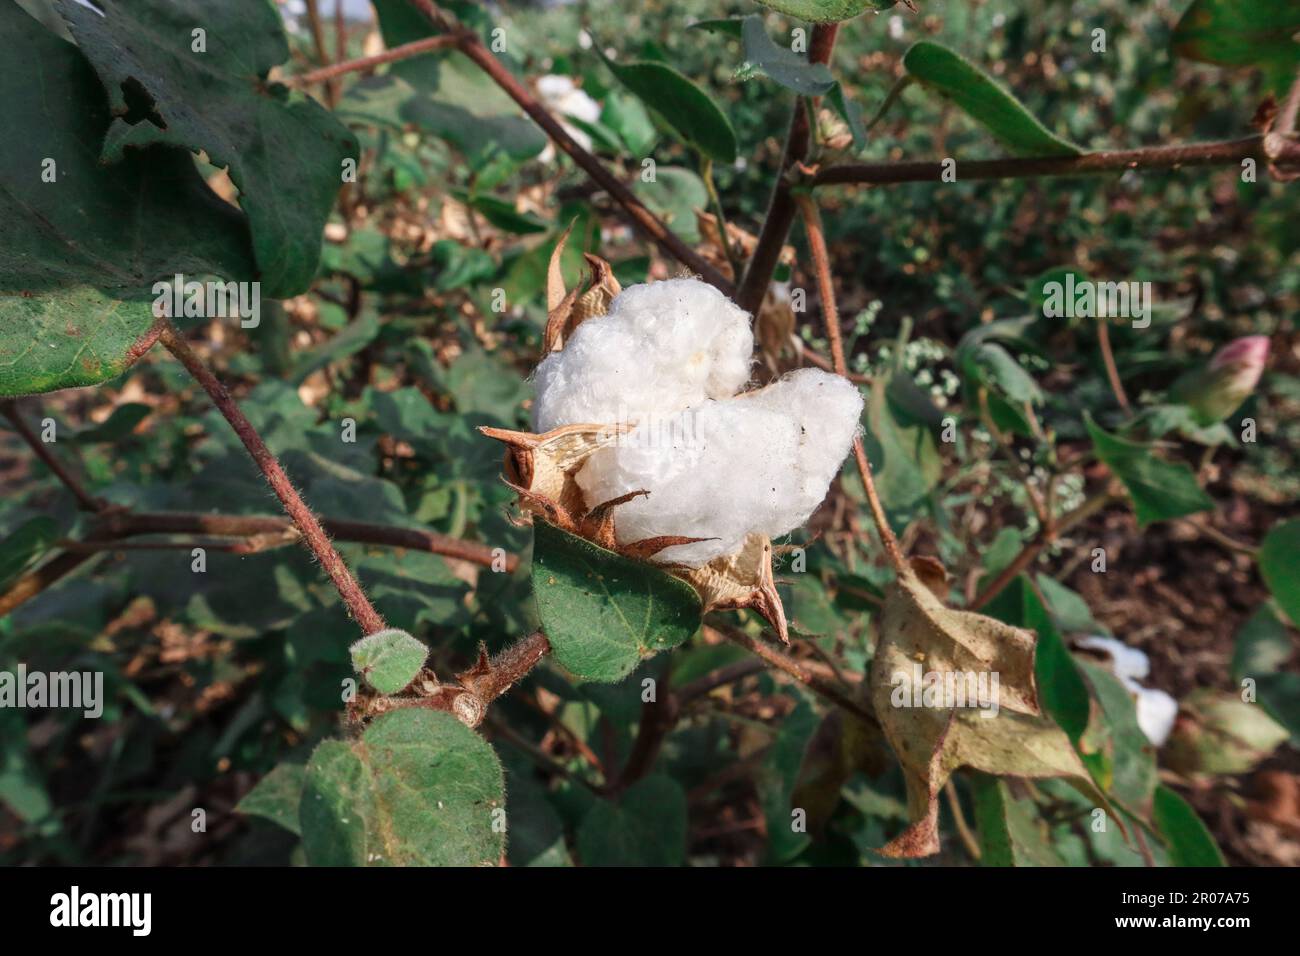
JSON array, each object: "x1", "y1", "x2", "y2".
[
  {"x1": 1173, "y1": 335, "x2": 1270, "y2": 425},
  {"x1": 532, "y1": 278, "x2": 754, "y2": 432},
  {"x1": 576, "y1": 369, "x2": 863, "y2": 566}
]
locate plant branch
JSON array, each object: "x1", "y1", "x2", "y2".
[
  {"x1": 1095, "y1": 320, "x2": 1131, "y2": 415},
  {"x1": 406, "y1": 0, "x2": 733, "y2": 291},
  {"x1": 293, "y1": 34, "x2": 461, "y2": 86},
  {"x1": 1, "y1": 401, "x2": 106, "y2": 512},
  {"x1": 157, "y1": 321, "x2": 385, "y2": 635},
  {"x1": 796, "y1": 192, "x2": 906, "y2": 572},
  {"x1": 736, "y1": 22, "x2": 840, "y2": 315},
  {"x1": 811, "y1": 136, "x2": 1296, "y2": 187}
]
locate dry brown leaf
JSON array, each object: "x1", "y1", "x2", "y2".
[{"x1": 868, "y1": 569, "x2": 1118, "y2": 858}]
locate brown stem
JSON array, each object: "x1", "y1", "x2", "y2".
[
  {"x1": 157, "y1": 322, "x2": 385, "y2": 635},
  {"x1": 945, "y1": 780, "x2": 981, "y2": 861},
  {"x1": 614, "y1": 669, "x2": 679, "y2": 793},
  {"x1": 1095, "y1": 321, "x2": 1131, "y2": 415},
  {"x1": 304, "y1": 0, "x2": 339, "y2": 107},
  {"x1": 708, "y1": 624, "x2": 876, "y2": 725},
  {"x1": 293, "y1": 34, "x2": 460, "y2": 86},
  {"x1": 459, "y1": 630, "x2": 551, "y2": 703},
  {"x1": 969, "y1": 487, "x2": 1119, "y2": 611},
  {"x1": 1, "y1": 402, "x2": 106, "y2": 512},
  {"x1": 811, "y1": 136, "x2": 1296, "y2": 187},
  {"x1": 0, "y1": 551, "x2": 97, "y2": 619},
  {"x1": 407, "y1": 0, "x2": 732, "y2": 292},
  {"x1": 736, "y1": 22, "x2": 840, "y2": 315},
  {"x1": 795, "y1": 192, "x2": 906, "y2": 573}
]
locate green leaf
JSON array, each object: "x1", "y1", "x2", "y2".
[
  {"x1": 1232, "y1": 604, "x2": 1294, "y2": 680},
  {"x1": 0, "y1": 3, "x2": 255, "y2": 397},
  {"x1": 601, "y1": 56, "x2": 737, "y2": 163},
  {"x1": 738, "y1": 16, "x2": 836, "y2": 96},
  {"x1": 299, "y1": 709, "x2": 504, "y2": 866},
  {"x1": 632, "y1": 167, "x2": 711, "y2": 243},
  {"x1": 0, "y1": 517, "x2": 59, "y2": 592},
  {"x1": 971, "y1": 774, "x2": 1064, "y2": 867},
  {"x1": 349, "y1": 628, "x2": 428, "y2": 694},
  {"x1": 1152, "y1": 785, "x2": 1225, "y2": 867},
  {"x1": 1076, "y1": 661, "x2": 1158, "y2": 813},
  {"x1": 753, "y1": 1, "x2": 899, "y2": 22},
  {"x1": 1164, "y1": 689, "x2": 1289, "y2": 777},
  {"x1": 576, "y1": 775, "x2": 687, "y2": 866},
  {"x1": 55, "y1": 0, "x2": 357, "y2": 297},
  {"x1": 531, "y1": 520, "x2": 702, "y2": 683},
  {"x1": 902, "y1": 41, "x2": 1082, "y2": 157},
  {"x1": 1260, "y1": 517, "x2": 1300, "y2": 628},
  {"x1": 464, "y1": 194, "x2": 549, "y2": 235},
  {"x1": 858, "y1": 373, "x2": 940, "y2": 516},
  {"x1": 1084, "y1": 414, "x2": 1213, "y2": 527},
  {"x1": 236, "y1": 763, "x2": 307, "y2": 836},
  {"x1": 1172, "y1": 0, "x2": 1300, "y2": 94},
  {"x1": 73, "y1": 403, "x2": 152, "y2": 443}
]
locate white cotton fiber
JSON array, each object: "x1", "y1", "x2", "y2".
[
  {"x1": 1075, "y1": 635, "x2": 1150, "y2": 683},
  {"x1": 575, "y1": 368, "x2": 864, "y2": 566},
  {"x1": 1075, "y1": 635, "x2": 1176, "y2": 745},
  {"x1": 532, "y1": 278, "x2": 754, "y2": 432},
  {"x1": 535, "y1": 75, "x2": 602, "y2": 156}
]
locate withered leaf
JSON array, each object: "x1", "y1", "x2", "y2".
[{"x1": 868, "y1": 569, "x2": 1117, "y2": 858}]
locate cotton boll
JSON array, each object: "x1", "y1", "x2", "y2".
[
  {"x1": 575, "y1": 368, "x2": 864, "y2": 566},
  {"x1": 1132, "y1": 686, "x2": 1178, "y2": 747},
  {"x1": 532, "y1": 278, "x2": 754, "y2": 432},
  {"x1": 535, "y1": 75, "x2": 601, "y2": 160},
  {"x1": 1076, "y1": 634, "x2": 1150, "y2": 683}
]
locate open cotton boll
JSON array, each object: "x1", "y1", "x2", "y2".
[
  {"x1": 532, "y1": 278, "x2": 754, "y2": 432},
  {"x1": 575, "y1": 368, "x2": 864, "y2": 566},
  {"x1": 1132, "y1": 686, "x2": 1178, "y2": 747},
  {"x1": 535, "y1": 75, "x2": 602, "y2": 159},
  {"x1": 1076, "y1": 634, "x2": 1150, "y2": 683}
]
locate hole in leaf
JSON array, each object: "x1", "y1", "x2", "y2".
[{"x1": 119, "y1": 76, "x2": 166, "y2": 129}]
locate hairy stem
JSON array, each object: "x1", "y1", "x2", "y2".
[
  {"x1": 1, "y1": 401, "x2": 106, "y2": 512},
  {"x1": 158, "y1": 322, "x2": 385, "y2": 635}
]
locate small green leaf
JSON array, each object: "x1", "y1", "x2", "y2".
[
  {"x1": 601, "y1": 56, "x2": 737, "y2": 163},
  {"x1": 1259, "y1": 518, "x2": 1300, "y2": 628},
  {"x1": 754, "y1": 1, "x2": 899, "y2": 23},
  {"x1": 971, "y1": 774, "x2": 1065, "y2": 867},
  {"x1": 1232, "y1": 604, "x2": 1294, "y2": 680},
  {"x1": 300, "y1": 709, "x2": 504, "y2": 866},
  {"x1": 531, "y1": 520, "x2": 702, "y2": 683},
  {"x1": 349, "y1": 628, "x2": 428, "y2": 694},
  {"x1": 236, "y1": 763, "x2": 307, "y2": 836},
  {"x1": 1084, "y1": 414, "x2": 1213, "y2": 527},
  {"x1": 902, "y1": 41, "x2": 1082, "y2": 157},
  {"x1": 632, "y1": 167, "x2": 711, "y2": 242},
  {"x1": 1153, "y1": 785, "x2": 1225, "y2": 867},
  {"x1": 576, "y1": 775, "x2": 687, "y2": 866},
  {"x1": 1172, "y1": 0, "x2": 1300, "y2": 94},
  {"x1": 1164, "y1": 689, "x2": 1289, "y2": 777},
  {"x1": 738, "y1": 16, "x2": 836, "y2": 96},
  {"x1": 464, "y1": 194, "x2": 549, "y2": 235}
]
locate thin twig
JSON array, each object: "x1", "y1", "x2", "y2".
[
  {"x1": 1095, "y1": 321, "x2": 1131, "y2": 415},
  {"x1": 293, "y1": 34, "x2": 460, "y2": 86},
  {"x1": 157, "y1": 322, "x2": 385, "y2": 636},
  {"x1": 811, "y1": 136, "x2": 1297, "y2": 187},
  {"x1": 1, "y1": 402, "x2": 106, "y2": 512},
  {"x1": 945, "y1": 780, "x2": 981, "y2": 861},
  {"x1": 736, "y1": 22, "x2": 840, "y2": 315},
  {"x1": 796, "y1": 192, "x2": 906, "y2": 572}
]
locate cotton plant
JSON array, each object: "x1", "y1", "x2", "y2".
[
  {"x1": 1075, "y1": 635, "x2": 1178, "y2": 746},
  {"x1": 484, "y1": 242, "x2": 863, "y2": 640},
  {"x1": 534, "y1": 74, "x2": 602, "y2": 163}
]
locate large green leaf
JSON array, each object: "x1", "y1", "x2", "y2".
[
  {"x1": 576, "y1": 775, "x2": 687, "y2": 866},
  {"x1": 971, "y1": 774, "x2": 1065, "y2": 866},
  {"x1": 737, "y1": 15, "x2": 835, "y2": 95},
  {"x1": 0, "y1": 2, "x2": 255, "y2": 397},
  {"x1": 1084, "y1": 414, "x2": 1213, "y2": 527},
  {"x1": 55, "y1": 0, "x2": 357, "y2": 297},
  {"x1": 601, "y1": 56, "x2": 738, "y2": 163},
  {"x1": 754, "y1": 1, "x2": 898, "y2": 22},
  {"x1": 1172, "y1": 0, "x2": 1300, "y2": 93},
  {"x1": 531, "y1": 520, "x2": 702, "y2": 683},
  {"x1": 236, "y1": 763, "x2": 306, "y2": 836},
  {"x1": 299, "y1": 709, "x2": 504, "y2": 866},
  {"x1": 1259, "y1": 517, "x2": 1300, "y2": 628},
  {"x1": 902, "y1": 41, "x2": 1082, "y2": 158}
]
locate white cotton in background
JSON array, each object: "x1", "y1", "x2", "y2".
[
  {"x1": 1075, "y1": 635, "x2": 1150, "y2": 683},
  {"x1": 1133, "y1": 686, "x2": 1179, "y2": 748},
  {"x1": 532, "y1": 278, "x2": 754, "y2": 432},
  {"x1": 535, "y1": 75, "x2": 602, "y2": 159},
  {"x1": 1075, "y1": 634, "x2": 1175, "y2": 746},
  {"x1": 575, "y1": 369, "x2": 864, "y2": 566}
]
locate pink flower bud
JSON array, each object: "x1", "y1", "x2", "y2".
[{"x1": 1178, "y1": 335, "x2": 1270, "y2": 424}]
